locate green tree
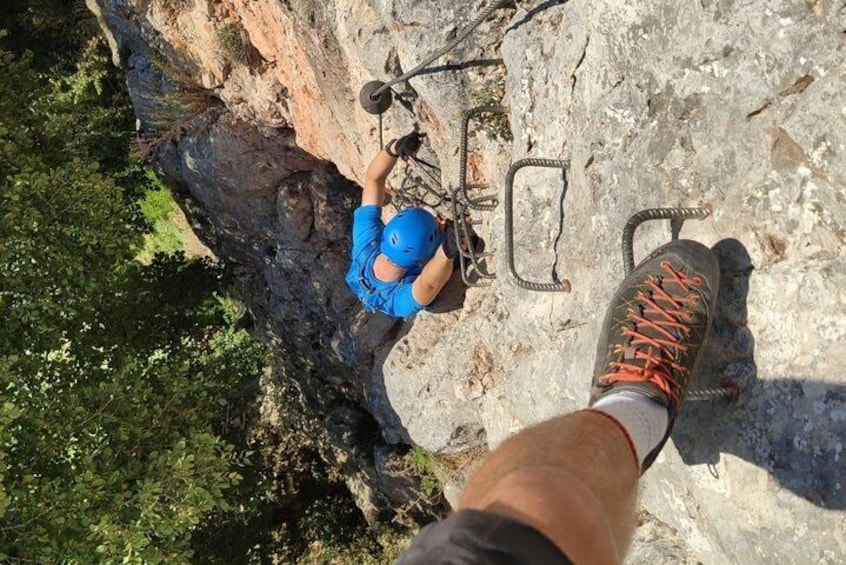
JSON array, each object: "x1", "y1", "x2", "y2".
[
  {"x1": 0, "y1": 30, "x2": 141, "y2": 355},
  {"x1": 0, "y1": 13, "x2": 269, "y2": 563}
]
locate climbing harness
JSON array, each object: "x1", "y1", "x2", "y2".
[
  {"x1": 621, "y1": 206, "x2": 739, "y2": 403},
  {"x1": 359, "y1": 0, "x2": 511, "y2": 116},
  {"x1": 505, "y1": 158, "x2": 572, "y2": 292}
]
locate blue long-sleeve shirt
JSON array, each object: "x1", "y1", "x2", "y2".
[{"x1": 345, "y1": 205, "x2": 425, "y2": 318}]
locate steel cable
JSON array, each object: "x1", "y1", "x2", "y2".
[{"x1": 370, "y1": 0, "x2": 511, "y2": 99}]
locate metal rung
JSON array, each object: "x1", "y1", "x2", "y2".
[
  {"x1": 622, "y1": 207, "x2": 711, "y2": 275},
  {"x1": 451, "y1": 191, "x2": 495, "y2": 287},
  {"x1": 687, "y1": 384, "x2": 740, "y2": 402},
  {"x1": 504, "y1": 158, "x2": 572, "y2": 292},
  {"x1": 460, "y1": 105, "x2": 506, "y2": 210}
]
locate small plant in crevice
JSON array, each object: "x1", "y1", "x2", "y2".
[
  {"x1": 158, "y1": 84, "x2": 223, "y2": 124},
  {"x1": 217, "y1": 22, "x2": 246, "y2": 60},
  {"x1": 137, "y1": 82, "x2": 224, "y2": 157},
  {"x1": 138, "y1": 39, "x2": 226, "y2": 155},
  {"x1": 404, "y1": 447, "x2": 444, "y2": 498},
  {"x1": 471, "y1": 72, "x2": 513, "y2": 142},
  {"x1": 401, "y1": 445, "x2": 487, "y2": 500}
]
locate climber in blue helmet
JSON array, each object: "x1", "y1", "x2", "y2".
[{"x1": 345, "y1": 130, "x2": 461, "y2": 318}]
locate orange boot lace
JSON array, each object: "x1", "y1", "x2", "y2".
[{"x1": 597, "y1": 261, "x2": 704, "y2": 406}]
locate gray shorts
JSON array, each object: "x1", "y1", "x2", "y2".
[{"x1": 396, "y1": 509, "x2": 572, "y2": 564}]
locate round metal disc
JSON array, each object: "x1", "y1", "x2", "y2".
[{"x1": 359, "y1": 80, "x2": 392, "y2": 115}]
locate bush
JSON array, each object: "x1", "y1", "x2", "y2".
[
  {"x1": 137, "y1": 175, "x2": 192, "y2": 261},
  {"x1": 405, "y1": 447, "x2": 444, "y2": 497},
  {"x1": 217, "y1": 23, "x2": 246, "y2": 59},
  {"x1": 0, "y1": 11, "x2": 266, "y2": 563}
]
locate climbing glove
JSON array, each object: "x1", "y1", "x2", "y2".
[
  {"x1": 387, "y1": 131, "x2": 425, "y2": 158},
  {"x1": 441, "y1": 223, "x2": 460, "y2": 259}
]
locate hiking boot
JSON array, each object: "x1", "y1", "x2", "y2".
[{"x1": 589, "y1": 239, "x2": 720, "y2": 471}]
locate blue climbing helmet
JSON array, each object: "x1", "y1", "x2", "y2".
[{"x1": 380, "y1": 207, "x2": 444, "y2": 269}]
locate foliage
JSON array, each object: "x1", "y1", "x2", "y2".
[
  {"x1": 137, "y1": 175, "x2": 188, "y2": 261},
  {"x1": 138, "y1": 83, "x2": 224, "y2": 159},
  {"x1": 190, "y1": 373, "x2": 418, "y2": 564},
  {"x1": 1, "y1": 5, "x2": 413, "y2": 564},
  {"x1": 139, "y1": 176, "x2": 176, "y2": 224},
  {"x1": 33, "y1": 36, "x2": 136, "y2": 173},
  {"x1": 298, "y1": 527, "x2": 413, "y2": 565},
  {"x1": 0, "y1": 0, "x2": 99, "y2": 71},
  {"x1": 150, "y1": 86, "x2": 223, "y2": 132},
  {"x1": 471, "y1": 73, "x2": 513, "y2": 142},
  {"x1": 0, "y1": 10, "x2": 268, "y2": 563},
  {"x1": 0, "y1": 315, "x2": 267, "y2": 563},
  {"x1": 0, "y1": 39, "x2": 142, "y2": 355},
  {"x1": 0, "y1": 396, "x2": 19, "y2": 521},
  {"x1": 217, "y1": 23, "x2": 245, "y2": 60},
  {"x1": 398, "y1": 445, "x2": 487, "y2": 520},
  {"x1": 404, "y1": 447, "x2": 444, "y2": 497}
]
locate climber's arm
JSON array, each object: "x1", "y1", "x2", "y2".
[
  {"x1": 361, "y1": 143, "x2": 399, "y2": 207},
  {"x1": 411, "y1": 247, "x2": 454, "y2": 307},
  {"x1": 361, "y1": 132, "x2": 424, "y2": 207}
]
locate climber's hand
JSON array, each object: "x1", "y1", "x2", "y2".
[
  {"x1": 441, "y1": 223, "x2": 468, "y2": 259},
  {"x1": 441, "y1": 224, "x2": 460, "y2": 259},
  {"x1": 395, "y1": 131, "x2": 426, "y2": 158}
]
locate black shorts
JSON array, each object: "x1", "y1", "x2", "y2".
[{"x1": 396, "y1": 509, "x2": 573, "y2": 564}]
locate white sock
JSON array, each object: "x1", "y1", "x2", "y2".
[{"x1": 590, "y1": 391, "x2": 669, "y2": 467}]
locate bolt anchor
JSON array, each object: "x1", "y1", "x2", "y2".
[{"x1": 359, "y1": 81, "x2": 392, "y2": 115}]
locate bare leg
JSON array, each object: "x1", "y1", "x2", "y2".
[
  {"x1": 459, "y1": 410, "x2": 639, "y2": 565},
  {"x1": 402, "y1": 241, "x2": 720, "y2": 565}
]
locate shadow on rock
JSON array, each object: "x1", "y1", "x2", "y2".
[
  {"x1": 674, "y1": 238, "x2": 846, "y2": 510},
  {"x1": 428, "y1": 267, "x2": 469, "y2": 314},
  {"x1": 365, "y1": 317, "x2": 415, "y2": 445},
  {"x1": 429, "y1": 235, "x2": 492, "y2": 313},
  {"x1": 505, "y1": 0, "x2": 571, "y2": 33},
  {"x1": 417, "y1": 58, "x2": 504, "y2": 77}
]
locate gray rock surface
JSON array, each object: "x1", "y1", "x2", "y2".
[
  {"x1": 489, "y1": 2, "x2": 846, "y2": 562},
  {"x1": 92, "y1": 0, "x2": 846, "y2": 561}
]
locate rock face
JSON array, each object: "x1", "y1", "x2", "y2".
[
  {"x1": 495, "y1": 3, "x2": 846, "y2": 563},
  {"x1": 92, "y1": 0, "x2": 846, "y2": 562}
]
